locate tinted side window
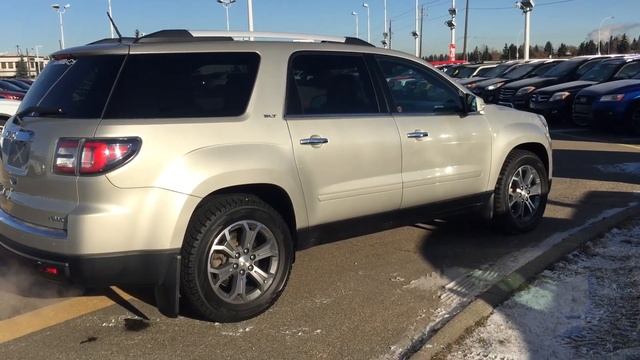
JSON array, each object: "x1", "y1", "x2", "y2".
[
  {"x1": 613, "y1": 62, "x2": 640, "y2": 80},
  {"x1": 286, "y1": 53, "x2": 379, "y2": 115},
  {"x1": 105, "y1": 53, "x2": 260, "y2": 119},
  {"x1": 376, "y1": 57, "x2": 462, "y2": 114},
  {"x1": 19, "y1": 56, "x2": 124, "y2": 118}
]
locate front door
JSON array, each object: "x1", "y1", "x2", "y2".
[{"x1": 374, "y1": 56, "x2": 492, "y2": 209}]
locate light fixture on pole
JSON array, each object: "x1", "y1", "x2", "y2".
[
  {"x1": 351, "y1": 11, "x2": 359, "y2": 38},
  {"x1": 217, "y1": 0, "x2": 236, "y2": 31},
  {"x1": 51, "y1": 3, "x2": 71, "y2": 50},
  {"x1": 108, "y1": 0, "x2": 114, "y2": 38},
  {"x1": 515, "y1": 0, "x2": 534, "y2": 61},
  {"x1": 445, "y1": 0, "x2": 457, "y2": 61},
  {"x1": 362, "y1": 3, "x2": 371, "y2": 43},
  {"x1": 597, "y1": 15, "x2": 614, "y2": 55}
]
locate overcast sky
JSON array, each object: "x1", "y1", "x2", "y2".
[{"x1": 3, "y1": 0, "x2": 640, "y2": 57}]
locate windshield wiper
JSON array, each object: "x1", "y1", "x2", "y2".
[{"x1": 13, "y1": 106, "x2": 64, "y2": 125}]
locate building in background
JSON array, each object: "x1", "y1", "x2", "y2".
[{"x1": 0, "y1": 54, "x2": 49, "y2": 78}]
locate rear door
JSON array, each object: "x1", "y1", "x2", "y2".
[
  {"x1": 373, "y1": 55, "x2": 492, "y2": 209},
  {"x1": 0, "y1": 55, "x2": 124, "y2": 229},
  {"x1": 285, "y1": 52, "x2": 402, "y2": 226}
]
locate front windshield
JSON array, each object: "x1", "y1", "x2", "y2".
[
  {"x1": 543, "y1": 60, "x2": 581, "y2": 77},
  {"x1": 580, "y1": 62, "x2": 620, "y2": 82},
  {"x1": 612, "y1": 62, "x2": 640, "y2": 80},
  {"x1": 483, "y1": 64, "x2": 511, "y2": 78},
  {"x1": 504, "y1": 64, "x2": 536, "y2": 79}
]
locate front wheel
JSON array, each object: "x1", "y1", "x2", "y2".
[
  {"x1": 493, "y1": 150, "x2": 549, "y2": 234},
  {"x1": 181, "y1": 194, "x2": 293, "y2": 322}
]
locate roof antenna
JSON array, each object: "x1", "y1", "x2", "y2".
[{"x1": 106, "y1": 12, "x2": 123, "y2": 41}]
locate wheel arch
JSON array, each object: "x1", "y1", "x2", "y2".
[{"x1": 189, "y1": 183, "x2": 300, "y2": 250}]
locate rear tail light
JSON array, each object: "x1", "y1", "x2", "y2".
[{"x1": 54, "y1": 138, "x2": 140, "y2": 175}]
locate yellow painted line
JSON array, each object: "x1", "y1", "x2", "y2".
[
  {"x1": 618, "y1": 143, "x2": 640, "y2": 151},
  {"x1": 0, "y1": 287, "x2": 131, "y2": 344}
]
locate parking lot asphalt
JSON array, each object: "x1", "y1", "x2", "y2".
[{"x1": 1, "y1": 126, "x2": 639, "y2": 360}]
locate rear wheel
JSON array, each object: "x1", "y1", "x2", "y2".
[
  {"x1": 181, "y1": 194, "x2": 293, "y2": 322},
  {"x1": 493, "y1": 150, "x2": 549, "y2": 234}
]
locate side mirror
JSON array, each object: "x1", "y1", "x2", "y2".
[{"x1": 464, "y1": 93, "x2": 485, "y2": 114}]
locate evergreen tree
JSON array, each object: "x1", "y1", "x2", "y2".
[
  {"x1": 544, "y1": 41, "x2": 554, "y2": 57},
  {"x1": 618, "y1": 34, "x2": 630, "y2": 54},
  {"x1": 557, "y1": 43, "x2": 568, "y2": 57},
  {"x1": 15, "y1": 56, "x2": 28, "y2": 78},
  {"x1": 509, "y1": 44, "x2": 518, "y2": 59},
  {"x1": 481, "y1": 46, "x2": 491, "y2": 61},
  {"x1": 501, "y1": 43, "x2": 510, "y2": 60}
]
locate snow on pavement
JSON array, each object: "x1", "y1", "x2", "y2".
[{"x1": 446, "y1": 218, "x2": 640, "y2": 360}]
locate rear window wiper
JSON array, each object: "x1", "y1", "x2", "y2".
[{"x1": 13, "y1": 106, "x2": 65, "y2": 125}]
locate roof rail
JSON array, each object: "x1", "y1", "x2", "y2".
[{"x1": 136, "y1": 29, "x2": 374, "y2": 47}]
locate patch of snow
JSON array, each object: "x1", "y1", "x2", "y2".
[
  {"x1": 383, "y1": 202, "x2": 639, "y2": 360},
  {"x1": 447, "y1": 218, "x2": 640, "y2": 359}
]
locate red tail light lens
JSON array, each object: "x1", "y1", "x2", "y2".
[{"x1": 54, "y1": 138, "x2": 140, "y2": 175}]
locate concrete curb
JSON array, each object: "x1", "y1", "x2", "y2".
[{"x1": 411, "y1": 203, "x2": 640, "y2": 359}]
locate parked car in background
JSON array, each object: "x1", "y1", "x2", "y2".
[
  {"x1": 459, "y1": 61, "x2": 521, "y2": 87},
  {"x1": 530, "y1": 56, "x2": 640, "y2": 122},
  {"x1": 572, "y1": 71, "x2": 640, "y2": 132},
  {"x1": 0, "y1": 90, "x2": 24, "y2": 101},
  {"x1": 471, "y1": 60, "x2": 564, "y2": 103},
  {"x1": 450, "y1": 64, "x2": 497, "y2": 79},
  {"x1": 0, "y1": 99, "x2": 20, "y2": 127},
  {"x1": 0, "y1": 80, "x2": 27, "y2": 93},
  {"x1": 3, "y1": 79, "x2": 30, "y2": 91},
  {"x1": 497, "y1": 56, "x2": 604, "y2": 110}
]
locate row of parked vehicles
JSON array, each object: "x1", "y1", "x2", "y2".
[
  {"x1": 0, "y1": 79, "x2": 29, "y2": 124},
  {"x1": 440, "y1": 55, "x2": 640, "y2": 134}
]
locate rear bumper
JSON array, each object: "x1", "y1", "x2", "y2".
[{"x1": 0, "y1": 232, "x2": 179, "y2": 286}]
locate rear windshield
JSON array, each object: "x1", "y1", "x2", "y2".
[
  {"x1": 18, "y1": 56, "x2": 125, "y2": 118},
  {"x1": 104, "y1": 52, "x2": 260, "y2": 119}
]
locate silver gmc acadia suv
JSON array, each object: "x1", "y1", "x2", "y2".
[{"x1": 0, "y1": 30, "x2": 552, "y2": 322}]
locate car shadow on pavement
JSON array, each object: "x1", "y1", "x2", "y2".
[{"x1": 554, "y1": 149, "x2": 640, "y2": 185}]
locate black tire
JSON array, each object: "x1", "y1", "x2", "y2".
[
  {"x1": 493, "y1": 150, "x2": 549, "y2": 234},
  {"x1": 181, "y1": 194, "x2": 293, "y2": 322}
]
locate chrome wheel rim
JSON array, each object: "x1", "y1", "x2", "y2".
[
  {"x1": 207, "y1": 220, "x2": 279, "y2": 304},
  {"x1": 508, "y1": 165, "x2": 542, "y2": 222}
]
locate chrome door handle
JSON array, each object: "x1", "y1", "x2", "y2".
[
  {"x1": 407, "y1": 131, "x2": 429, "y2": 139},
  {"x1": 300, "y1": 137, "x2": 329, "y2": 145}
]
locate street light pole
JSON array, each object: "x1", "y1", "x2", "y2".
[
  {"x1": 351, "y1": 11, "x2": 359, "y2": 38},
  {"x1": 217, "y1": 0, "x2": 236, "y2": 31},
  {"x1": 382, "y1": 0, "x2": 388, "y2": 48},
  {"x1": 34, "y1": 45, "x2": 43, "y2": 76},
  {"x1": 515, "y1": 1, "x2": 534, "y2": 61},
  {"x1": 414, "y1": 0, "x2": 419, "y2": 57},
  {"x1": 108, "y1": 0, "x2": 114, "y2": 38},
  {"x1": 247, "y1": 0, "x2": 254, "y2": 32},
  {"x1": 51, "y1": 4, "x2": 71, "y2": 50},
  {"x1": 362, "y1": 3, "x2": 370, "y2": 43},
  {"x1": 597, "y1": 15, "x2": 614, "y2": 55}
]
